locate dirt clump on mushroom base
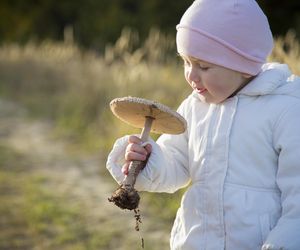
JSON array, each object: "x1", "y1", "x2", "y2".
[
  {"x1": 108, "y1": 185, "x2": 140, "y2": 210},
  {"x1": 108, "y1": 187, "x2": 144, "y2": 248}
]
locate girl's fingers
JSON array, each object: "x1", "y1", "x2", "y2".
[
  {"x1": 125, "y1": 135, "x2": 152, "y2": 161},
  {"x1": 128, "y1": 135, "x2": 142, "y2": 144},
  {"x1": 145, "y1": 143, "x2": 152, "y2": 154},
  {"x1": 125, "y1": 150, "x2": 147, "y2": 161},
  {"x1": 128, "y1": 135, "x2": 152, "y2": 153},
  {"x1": 122, "y1": 162, "x2": 129, "y2": 175},
  {"x1": 126, "y1": 143, "x2": 148, "y2": 155}
]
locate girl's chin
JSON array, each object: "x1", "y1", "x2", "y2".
[{"x1": 197, "y1": 93, "x2": 224, "y2": 104}]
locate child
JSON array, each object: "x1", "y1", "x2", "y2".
[{"x1": 107, "y1": 0, "x2": 300, "y2": 249}]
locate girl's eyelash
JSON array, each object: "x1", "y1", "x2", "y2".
[
  {"x1": 197, "y1": 62, "x2": 209, "y2": 70},
  {"x1": 199, "y1": 65, "x2": 209, "y2": 70},
  {"x1": 182, "y1": 59, "x2": 209, "y2": 70}
]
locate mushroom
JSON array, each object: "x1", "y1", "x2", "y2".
[{"x1": 108, "y1": 96, "x2": 187, "y2": 210}]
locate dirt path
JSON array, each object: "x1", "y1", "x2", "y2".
[{"x1": 0, "y1": 98, "x2": 170, "y2": 249}]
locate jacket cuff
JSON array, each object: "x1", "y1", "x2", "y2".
[
  {"x1": 106, "y1": 135, "x2": 162, "y2": 191},
  {"x1": 106, "y1": 135, "x2": 129, "y2": 184}
]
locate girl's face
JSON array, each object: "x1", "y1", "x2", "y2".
[{"x1": 181, "y1": 55, "x2": 252, "y2": 104}]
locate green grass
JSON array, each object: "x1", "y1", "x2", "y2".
[
  {"x1": 0, "y1": 143, "x2": 136, "y2": 250},
  {"x1": 0, "y1": 165, "x2": 171, "y2": 250},
  {"x1": 0, "y1": 146, "x2": 90, "y2": 249},
  {"x1": 0, "y1": 140, "x2": 175, "y2": 249}
]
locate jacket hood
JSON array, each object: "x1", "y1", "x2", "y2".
[{"x1": 238, "y1": 63, "x2": 300, "y2": 99}]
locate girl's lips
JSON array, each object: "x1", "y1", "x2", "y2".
[{"x1": 196, "y1": 88, "x2": 207, "y2": 94}]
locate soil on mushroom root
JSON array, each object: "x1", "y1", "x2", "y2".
[
  {"x1": 134, "y1": 208, "x2": 144, "y2": 249},
  {"x1": 108, "y1": 187, "x2": 144, "y2": 248},
  {"x1": 108, "y1": 185, "x2": 140, "y2": 210}
]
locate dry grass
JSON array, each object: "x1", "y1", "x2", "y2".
[
  {"x1": 1, "y1": 30, "x2": 298, "y2": 153},
  {"x1": 269, "y1": 31, "x2": 300, "y2": 74},
  {"x1": 0, "y1": 29, "x2": 191, "y2": 153}
]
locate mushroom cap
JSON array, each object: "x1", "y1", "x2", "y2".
[{"x1": 110, "y1": 97, "x2": 187, "y2": 134}]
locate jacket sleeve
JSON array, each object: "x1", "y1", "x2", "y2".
[
  {"x1": 106, "y1": 98, "x2": 191, "y2": 193},
  {"x1": 134, "y1": 126, "x2": 190, "y2": 193},
  {"x1": 262, "y1": 102, "x2": 300, "y2": 250}
]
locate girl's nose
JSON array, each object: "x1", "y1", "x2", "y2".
[{"x1": 187, "y1": 66, "x2": 201, "y2": 85}]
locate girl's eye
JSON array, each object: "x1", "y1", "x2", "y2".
[{"x1": 198, "y1": 64, "x2": 209, "y2": 70}]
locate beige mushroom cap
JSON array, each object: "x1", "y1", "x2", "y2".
[{"x1": 110, "y1": 97, "x2": 187, "y2": 134}]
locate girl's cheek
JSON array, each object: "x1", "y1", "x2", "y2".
[
  {"x1": 184, "y1": 73, "x2": 189, "y2": 84},
  {"x1": 184, "y1": 70, "x2": 191, "y2": 85},
  {"x1": 186, "y1": 78, "x2": 193, "y2": 88}
]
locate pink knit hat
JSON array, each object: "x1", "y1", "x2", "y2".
[{"x1": 176, "y1": 0, "x2": 274, "y2": 75}]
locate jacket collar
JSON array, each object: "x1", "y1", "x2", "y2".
[{"x1": 238, "y1": 63, "x2": 292, "y2": 96}]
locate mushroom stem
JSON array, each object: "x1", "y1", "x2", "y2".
[
  {"x1": 108, "y1": 116, "x2": 154, "y2": 210},
  {"x1": 140, "y1": 116, "x2": 154, "y2": 141},
  {"x1": 123, "y1": 116, "x2": 154, "y2": 189}
]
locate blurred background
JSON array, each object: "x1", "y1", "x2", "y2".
[{"x1": 0, "y1": 1, "x2": 299, "y2": 249}]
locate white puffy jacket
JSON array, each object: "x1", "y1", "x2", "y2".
[{"x1": 107, "y1": 63, "x2": 300, "y2": 250}]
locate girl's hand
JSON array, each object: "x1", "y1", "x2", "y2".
[{"x1": 122, "y1": 135, "x2": 152, "y2": 175}]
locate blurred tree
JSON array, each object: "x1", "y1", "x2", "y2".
[
  {"x1": 0, "y1": 0, "x2": 82, "y2": 42},
  {"x1": 257, "y1": 0, "x2": 300, "y2": 38},
  {"x1": 0, "y1": 0, "x2": 299, "y2": 50}
]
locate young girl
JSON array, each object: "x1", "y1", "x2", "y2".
[{"x1": 107, "y1": 0, "x2": 300, "y2": 249}]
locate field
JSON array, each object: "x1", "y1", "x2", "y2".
[{"x1": 0, "y1": 29, "x2": 299, "y2": 249}]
